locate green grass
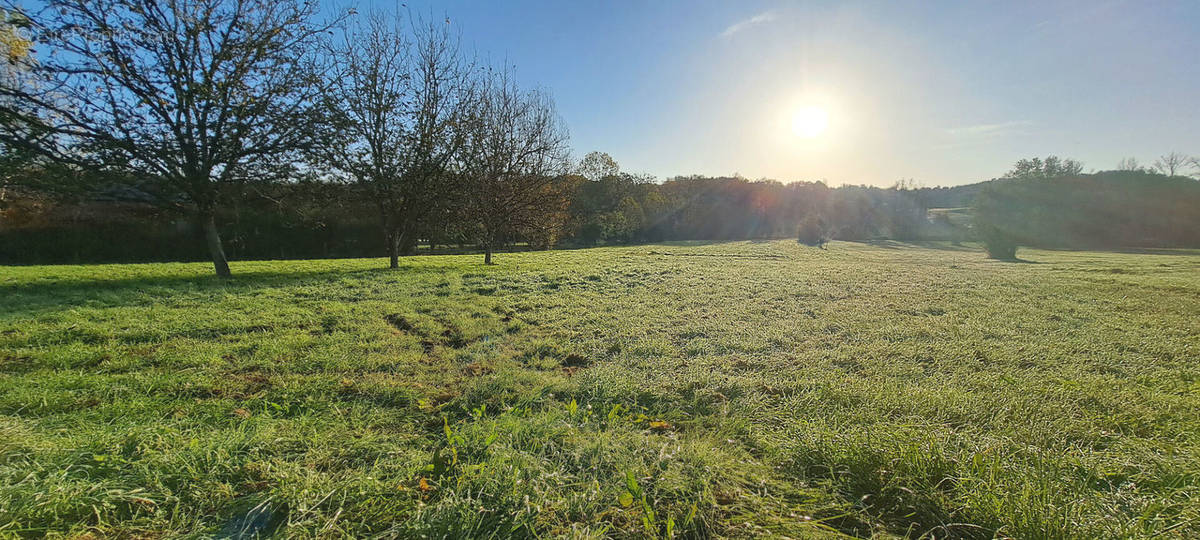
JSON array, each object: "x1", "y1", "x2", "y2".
[{"x1": 1, "y1": 241, "x2": 1198, "y2": 538}]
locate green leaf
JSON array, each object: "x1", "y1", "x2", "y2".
[
  {"x1": 624, "y1": 470, "x2": 640, "y2": 495},
  {"x1": 618, "y1": 491, "x2": 633, "y2": 507}
]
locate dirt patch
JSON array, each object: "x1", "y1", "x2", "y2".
[
  {"x1": 463, "y1": 362, "x2": 492, "y2": 376},
  {"x1": 217, "y1": 370, "x2": 272, "y2": 399},
  {"x1": 387, "y1": 314, "x2": 478, "y2": 352}
]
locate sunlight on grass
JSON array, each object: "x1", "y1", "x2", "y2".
[{"x1": 1, "y1": 241, "x2": 1198, "y2": 537}]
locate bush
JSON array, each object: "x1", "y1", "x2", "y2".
[
  {"x1": 797, "y1": 215, "x2": 829, "y2": 247},
  {"x1": 977, "y1": 223, "x2": 1017, "y2": 259},
  {"x1": 972, "y1": 183, "x2": 1020, "y2": 260}
]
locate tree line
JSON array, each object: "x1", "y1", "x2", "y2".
[
  {"x1": 1, "y1": 2, "x2": 1198, "y2": 271},
  {"x1": 973, "y1": 161, "x2": 1200, "y2": 259},
  {"x1": 10, "y1": 148, "x2": 1198, "y2": 266},
  {"x1": 0, "y1": 161, "x2": 938, "y2": 264}
]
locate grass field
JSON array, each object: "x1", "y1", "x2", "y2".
[{"x1": 1, "y1": 241, "x2": 1198, "y2": 538}]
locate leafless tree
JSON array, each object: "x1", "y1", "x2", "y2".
[
  {"x1": 0, "y1": 0, "x2": 343, "y2": 277},
  {"x1": 462, "y1": 67, "x2": 569, "y2": 264},
  {"x1": 1116, "y1": 157, "x2": 1145, "y2": 172},
  {"x1": 1153, "y1": 152, "x2": 1193, "y2": 177},
  {"x1": 319, "y1": 11, "x2": 473, "y2": 268}
]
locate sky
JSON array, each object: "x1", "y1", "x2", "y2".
[{"x1": 354, "y1": 2, "x2": 1194, "y2": 185}]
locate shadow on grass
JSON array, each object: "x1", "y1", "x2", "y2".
[
  {"x1": 548, "y1": 239, "x2": 734, "y2": 252},
  {"x1": 864, "y1": 239, "x2": 980, "y2": 253},
  {"x1": 986, "y1": 256, "x2": 1042, "y2": 264},
  {"x1": 1043, "y1": 246, "x2": 1200, "y2": 257}
]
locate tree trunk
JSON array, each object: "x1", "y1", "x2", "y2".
[
  {"x1": 484, "y1": 243, "x2": 493, "y2": 265},
  {"x1": 202, "y1": 211, "x2": 232, "y2": 278},
  {"x1": 386, "y1": 229, "x2": 400, "y2": 269}
]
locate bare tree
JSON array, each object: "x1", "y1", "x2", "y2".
[
  {"x1": 1116, "y1": 157, "x2": 1145, "y2": 172},
  {"x1": 1153, "y1": 152, "x2": 1193, "y2": 177},
  {"x1": 0, "y1": 0, "x2": 342, "y2": 277},
  {"x1": 319, "y1": 12, "x2": 473, "y2": 268},
  {"x1": 462, "y1": 67, "x2": 569, "y2": 264}
]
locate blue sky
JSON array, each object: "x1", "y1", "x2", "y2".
[{"x1": 350, "y1": 2, "x2": 1192, "y2": 185}]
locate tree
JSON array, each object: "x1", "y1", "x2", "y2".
[
  {"x1": 319, "y1": 11, "x2": 472, "y2": 268},
  {"x1": 0, "y1": 0, "x2": 341, "y2": 277},
  {"x1": 577, "y1": 151, "x2": 619, "y2": 181},
  {"x1": 521, "y1": 179, "x2": 571, "y2": 250},
  {"x1": 462, "y1": 67, "x2": 569, "y2": 264},
  {"x1": 1153, "y1": 152, "x2": 1193, "y2": 177},
  {"x1": 0, "y1": 7, "x2": 30, "y2": 96},
  {"x1": 1116, "y1": 157, "x2": 1145, "y2": 172},
  {"x1": 796, "y1": 215, "x2": 828, "y2": 247},
  {"x1": 1004, "y1": 155, "x2": 1084, "y2": 179},
  {"x1": 0, "y1": 7, "x2": 32, "y2": 207}
]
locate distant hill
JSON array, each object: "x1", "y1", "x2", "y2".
[{"x1": 916, "y1": 179, "x2": 998, "y2": 209}]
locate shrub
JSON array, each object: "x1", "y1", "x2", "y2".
[
  {"x1": 797, "y1": 215, "x2": 829, "y2": 247},
  {"x1": 972, "y1": 183, "x2": 1020, "y2": 260},
  {"x1": 977, "y1": 223, "x2": 1017, "y2": 259}
]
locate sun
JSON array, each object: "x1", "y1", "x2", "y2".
[{"x1": 792, "y1": 106, "x2": 829, "y2": 138}]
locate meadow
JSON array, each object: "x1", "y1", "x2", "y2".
[{"x1": 1, "y1": 241, "x2": 1198, "y2": 539}]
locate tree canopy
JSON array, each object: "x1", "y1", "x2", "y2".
[{"x1": 0, "y1": 0, "x2": 344, "y2": 276}]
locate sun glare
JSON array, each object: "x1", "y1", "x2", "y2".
[{"x1": 792, "y1": 106, "x2": 829, "y2": 138}]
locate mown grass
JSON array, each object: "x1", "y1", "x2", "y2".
[{"x1": 1, "y1": 240, "x2": 1198, "y2": 538}]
